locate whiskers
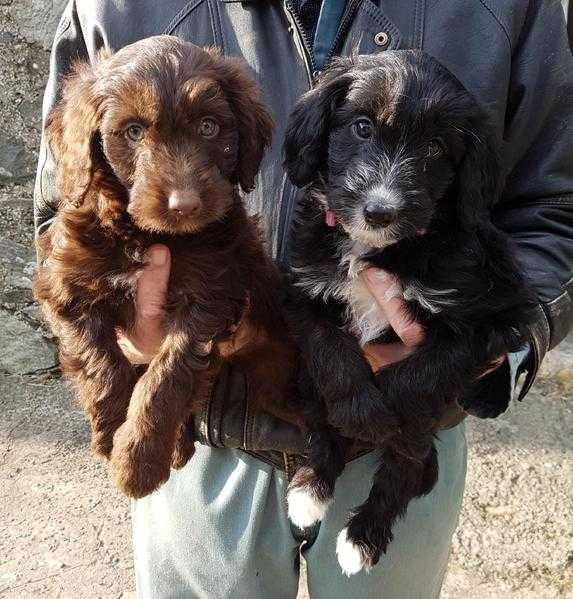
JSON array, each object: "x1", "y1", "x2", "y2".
[
  {"x1": 342, "y1": 208, "x2": 422, "y2": 248},
  {"x1": 342, "y1": 219, "x2": 399, "y2": 248}
]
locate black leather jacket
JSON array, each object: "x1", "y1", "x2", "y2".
[{"x1": 35, "y1": 0, "x2": 573, "y2": 470}]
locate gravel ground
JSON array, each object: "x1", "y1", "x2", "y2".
[
  {"x1": 1, "y1": 351, "x2": 571, "y2": 599},
  {"x1": 0, "y1": 375, "x2": 134, "y2": 599},
  {"x1": 1, "y1": 2, "x2": 572, "y2": 598}
]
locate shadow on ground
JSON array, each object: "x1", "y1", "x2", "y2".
[{"x1": 1, "y1": 336, "x2": 571, "y2": 598}]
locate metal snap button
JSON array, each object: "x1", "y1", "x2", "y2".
[{"x1": 374, "y1": 31, "x2": 389, "y2": 47}]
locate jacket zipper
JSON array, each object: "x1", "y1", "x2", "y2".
[
  {"x1": 283, "y1": 1, "x2": 317, "y2": 80},
  {"x1": 277, "y1": 2, "x2": 315, "y2": 264},
  {"x1": 323, "y1": 0, "x2": 362, "y2": 67}
]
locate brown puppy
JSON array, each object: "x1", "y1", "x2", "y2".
[{"x1": 34, "y1": 36, "x2": 296, "y2": 498}]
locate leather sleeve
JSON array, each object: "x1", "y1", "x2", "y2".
[
  {"x1": 191, "y1": 362, "x2": 309, "y2": 454},
  {"x1": 34, "y1": 0, "x2": 89, "y2": 238},
  {"x1": 492, "y1": 0, "x2": 573, "y2": 398}
]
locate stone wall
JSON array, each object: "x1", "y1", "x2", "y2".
[
  {"x1": 0, "y1": 1, "x2": 56, "y2": 209},
  {"x1": 3, "y1": 0, "x2": 67, "y2": 49},
  {"x1": 0, "y1": 1, "x2": 63, "y2": 373}
]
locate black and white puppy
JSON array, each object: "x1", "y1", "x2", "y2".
[{"x1": 283, "y1": 50, "x2": 536, "y2": 575}]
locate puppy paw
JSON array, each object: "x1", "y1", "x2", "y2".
[
  {"x1": 110, "y1": 423, "x2": 171, "y2": 498},
  {"x1": 464, "y1": 401, "x2": 508, "y2": 419},
  {"x1": 336, "y1": 528, "x2": 373, "y2": 576},
  {"x1": 91, "y1": 434, "x2": 114, "y2": 460},
  {"x1": 460, "y1": 360, "x2": 511, "y2": 418},
  {"x1": 286, "y1": 466, "x2": 332, "y2": 529}
]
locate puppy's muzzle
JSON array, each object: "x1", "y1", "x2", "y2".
[
  {"x1": 168, "y1": 190, "x2": 202, "y2": 216},
  {"x1": 363, "y1": 202, "x2": 397, "y2": 227}
]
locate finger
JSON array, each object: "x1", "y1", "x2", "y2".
[
  {"x1": 118, "y1": 244, "x2": 171, "y2": 364},
  {"x1": 116, "y1": 331, "x2": 153, "y2": 365},
  {"x1": 364, "y1": 342, "x2": 414, "y2": 372},
  {"x1": 362, "y1": 269, "x2": 425, "y2": 347},
  {"x1": 135, "y1": 244, "x2": 171, "y2": 326},
  {"x1": 476, "y1": 355, "x2": 506, "y2": 380},
  {"x1": 385, "y1": 300, "x2": 425, "y2": 347}
]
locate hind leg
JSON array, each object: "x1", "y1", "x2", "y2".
[
  {"x1": 336, "y1": 443, "x2": 438, "y2": 576},
  {"x1": 287, "y1": 369, "x2": 346, "y2": 529},
  {"x1": 171, "y1": 423, "x2": 196, "y2": 470},
  {"x1": 55, "y1": 307, "x2": 138, "y2": 459},
  {"x1": 287, "y1": 420, "x2": 346, "y2": 529}
]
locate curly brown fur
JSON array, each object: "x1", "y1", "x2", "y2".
[{"x1": 34, "y1": 36, "x2": 296, "y2": 498}]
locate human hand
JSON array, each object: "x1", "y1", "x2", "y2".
[
  {"x1": 116, "y1": 244, "x2": 171, "y2": 364},
  {"x1": 360, "y1": 268, "x2": 425, "y2": 372},
  {"x1": 360, "y1": 267, "x2": 505, "y2": 377}
]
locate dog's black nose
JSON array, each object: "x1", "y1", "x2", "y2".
[{"x1": 363, "y1": 204, "x2": 397, "y2": 227}]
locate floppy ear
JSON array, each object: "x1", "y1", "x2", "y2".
[
  {"x1": 215, "y1": 56, "x2": 274, "y2": 193},
  {"x1": 283, "y1": 63, "x2": 354, "y2": 188},
  {"x1": 455, "y1": 118, "x2": 504, "y2": 229},
  {"x1": 46, "y1": 56, "x2": 108, "y2": 207}
]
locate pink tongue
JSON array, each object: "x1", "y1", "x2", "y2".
[{"x1": 325, "y1": 210, "x2": 337, "y2": 227}]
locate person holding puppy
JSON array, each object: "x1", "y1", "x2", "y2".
[{"x1": 36, "y1": 0, "x2": 573, "y2": 597}]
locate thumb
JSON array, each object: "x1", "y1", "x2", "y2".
[{"x1": 135, "y1": 244, "x2": 171, "y2": 327}]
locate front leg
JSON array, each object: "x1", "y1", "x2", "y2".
[
  {"x1": 286, "y1": 367, "x2": 346, "y2": 529},
  {"x1": 110, "y1": 305, "x2": 225, "y2": 498},
  {"x1": 53, "y1": 306, "x2": 137, "y2": 459},
  {"x1": 337, "y1": 442, "x2": 438, "y2": 576},
  {"x1": 285, "y1": 292, "x2": 399, "y2": 442}
]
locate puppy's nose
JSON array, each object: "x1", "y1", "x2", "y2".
[
  {"x1": 168, "y1": 190, "x2": 202, "y2": 216},
  {"x1": 363, "y1": 203, "x2": 397, "y2": 227}
]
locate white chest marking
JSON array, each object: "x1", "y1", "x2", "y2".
[
  {"x1": 343, "y1": 274, "x2": 393, "y2": 345},
  {"x1": 340, "y1": 243, "x2": 394, "y2": 345},
  {"x1": 295, "y1": 241, "x2": 458, "y2": 345}
]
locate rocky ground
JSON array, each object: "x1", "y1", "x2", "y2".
[{"x1": 1, "y1": 2, "x2": 572, "y2": 598}]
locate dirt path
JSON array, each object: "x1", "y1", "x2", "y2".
[
  {"x1": 0, "y1": 375, "x2": 134, "y2": 598},
  {"x1": 1, "y1": 343, "x2": 571, "y2": 598}
]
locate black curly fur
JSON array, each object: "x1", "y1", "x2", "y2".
[{"x1": 283, "y1": 50, "x2": 537, "y2": 571}]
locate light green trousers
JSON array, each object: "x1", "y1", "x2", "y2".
[{"x1": 132, "y1": 424, "x2": 467, "y2": 599}]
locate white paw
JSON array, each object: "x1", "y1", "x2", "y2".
[
  {"x1": 287, "y1": 485, "x2": 331, "y2": 529},
  {"x1": 336, "y1": 528, "x2": 371, "y2": 576}
]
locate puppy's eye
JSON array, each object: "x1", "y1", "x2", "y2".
[
  {"x1": 426, "y1": 139, "x2": 445, "y2": 158},
  {"x1": 125, "y1": 123, "x2": 145, "y2": 143},
  {"x1": 353, "y1": 118, "x2": 374, "y2": 140},
  {"x1": 198, "y1": 117, "x2": 220, "y2": 139}
]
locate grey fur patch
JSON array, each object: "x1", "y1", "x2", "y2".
[
  {"x1": 295, "y1": 235, "x2": 458, "y2": 344},
  {"x1": 403, "y1": 282, "x2": 458, "y2": 313}
]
